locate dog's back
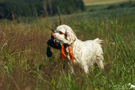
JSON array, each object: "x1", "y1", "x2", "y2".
[{"x1": 72, "y1": 38, "x2": 104, "y2": 73}]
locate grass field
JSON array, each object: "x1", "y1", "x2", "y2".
[
  {"x1": 83, "y1": 0, "x2": 129, "y2": 6},
  {"x1": 0, "y1": 1, "x2": 135, "y2": 90}
]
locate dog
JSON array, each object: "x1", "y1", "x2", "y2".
[{"x1": 51, "y1": 25, "x2": 104, "y2": 74}]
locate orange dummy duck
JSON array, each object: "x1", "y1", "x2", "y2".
[
  {"x1": 47, "y1": 39, "x2": 74, "y2": 62},
  {"x1": 60, "y1": 45, "x2": 74, "y2": 62}
]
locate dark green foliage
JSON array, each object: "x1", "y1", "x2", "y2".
[
  {"x1": 0, "y1": 0, "x2": 85, "y2": 19},
  {"x1": 0, "y1": 0, "x2": 45, "y2": 19},
  {"x1": 51, "y1": 0, "x2": 85, "y2": 15},
  {"x1": 107, "y1": 1, "x2": 135, "y2": 10}
]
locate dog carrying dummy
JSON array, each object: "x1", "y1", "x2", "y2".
[{"x1": 47, "y1": 39, "x2": 74, "y2": 62}]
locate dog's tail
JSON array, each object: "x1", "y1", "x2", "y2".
[{"x1": 94, "y1": 38, "x2": 103, "y2": 44}]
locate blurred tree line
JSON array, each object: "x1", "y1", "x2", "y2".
[{"x1": 0, "y1": 0, "x2": 85, "y2": 19}]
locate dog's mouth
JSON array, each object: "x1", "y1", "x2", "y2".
[
  {"x1": 51, "y1": 33, "x2": 56, "y2": 39},
  {"x1": 51, "y1": 37, "x2": 72, "y2": 46}
]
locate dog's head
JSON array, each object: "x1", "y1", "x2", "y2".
[{"x1": 51, "y1": 25, "x2": 77, "y2": 44}]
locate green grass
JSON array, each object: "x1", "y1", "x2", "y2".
[
  {"x1": 0, "y1": 4, "x2": 135, "y2": 90},
  {"x1": 83, "y1": 0, "x2": 129, "y2": 6},
  {"x1": 86, "y1": 1, "x2": 135, "y2": 12}
]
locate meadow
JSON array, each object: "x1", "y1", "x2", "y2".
[
  {"x1": 0, "y1": 2, "x2": 135, "y2": 90},
  {"x1": 83, "y1": 0, "x2": 128, "y2": 6}
]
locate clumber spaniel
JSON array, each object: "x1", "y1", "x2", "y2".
[{"x1": 51, "y1": 25, "x2": 104, "y2": 74}]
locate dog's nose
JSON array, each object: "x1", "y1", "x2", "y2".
[{"x1": 51, "y1": 34, "x2": 56, "y2": 39}]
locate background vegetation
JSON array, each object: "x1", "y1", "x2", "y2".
[
  {"x1": 0, "y1": 0, "x2": 85, "y2": 19},
  {"x1": 0, "y1": 0, "x2": 135, "y2": 90}
]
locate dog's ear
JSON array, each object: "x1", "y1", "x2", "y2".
[{"x1": 65, "y1": 30, "x2": 76, "y2": 43}]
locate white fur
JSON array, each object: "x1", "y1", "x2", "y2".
[
  {"x1": 53, "y1": 25, "x2": 104, "y2": 74},
  {"x1": 128, "y1": 83, "x2": 135, "y2": 89}
]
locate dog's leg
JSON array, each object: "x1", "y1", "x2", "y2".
[
  {"x1": 68, "y1": 62, "x2": 75, "y2": 74},
  {"x1": 83, "y1": 65, "x2": 89, "y2": 74},
  {"x1": 96, "y1": 55, "x2": 104, "y2": 70}
]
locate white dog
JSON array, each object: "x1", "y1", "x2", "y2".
[{"x1": 51, "y1": 25, "x2": 104, "y2": 74}]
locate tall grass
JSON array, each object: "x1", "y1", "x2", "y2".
[{"x1": 0, "y1": 14, "x2": 135, "y2": 90}]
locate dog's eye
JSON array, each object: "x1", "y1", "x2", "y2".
[{"x1": 59, "y1": 31, "x2": 63, "y2": 34}]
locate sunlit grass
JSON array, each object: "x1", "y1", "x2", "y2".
[{"x1": 83, "y1": 0, "x2": 128, "y2": 6}]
